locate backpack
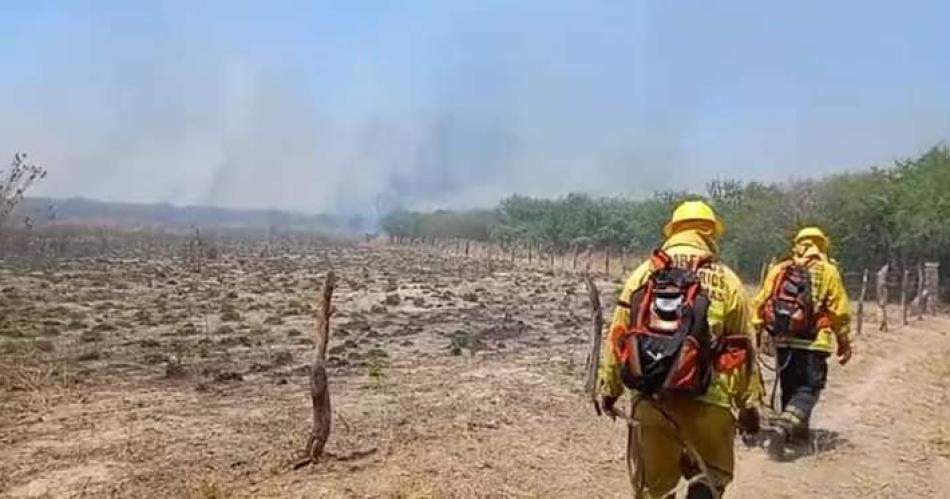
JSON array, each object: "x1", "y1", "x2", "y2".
[
  {"x1": 760, "y1": 256, "x2": 819, "y2": 339},
  {"x1": 612, "y1": 249, "x2": 713, "y2": 397}
]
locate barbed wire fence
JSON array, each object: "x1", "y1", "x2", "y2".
[
  {"x1": 383, "y1": 236, "x2": 641, "y2": 281},
  {"x1": 841, "y1": 262, "x2": 940, "y2": 335},
  {"x1": 386, "y1": 236, "x2": 943, "y2": 334}
]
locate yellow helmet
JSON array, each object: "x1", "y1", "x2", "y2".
[
  {"x1": 794, "y1": 226, "x2": 830, "y2": 252},
  {"x1": 663, "y1": 200, "x2": 724, "y2": 238}
]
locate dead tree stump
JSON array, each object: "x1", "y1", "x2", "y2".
[
  {"x1": 296, "y1": 270, "x2": 337, "y2": 469},
  {"x1": 584, "y1": 273, "x2": 604, "y2": 415}
]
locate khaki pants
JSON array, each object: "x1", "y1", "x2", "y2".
[{"x1": 631, "y1": 397, "x2": 736, "y2": 499}]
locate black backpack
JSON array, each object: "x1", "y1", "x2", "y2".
[{"x1": 612, "y1": 249, "x2": 713, "y2": 397}]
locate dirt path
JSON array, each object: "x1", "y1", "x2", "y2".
[{"x1": 731, "y1": 315, "x2": 950, "y2": 499}]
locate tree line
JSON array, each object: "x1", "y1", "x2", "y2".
[{"x1": 380, "y1": 145, "x2": 950, "y2": 288}]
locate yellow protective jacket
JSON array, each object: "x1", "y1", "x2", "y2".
[
  {"x1": 597, "y1": 231, "x2": 762, "y2": 410},
  {"x1": 752, "y1": 245, "x2": 851, "y2": 353}
]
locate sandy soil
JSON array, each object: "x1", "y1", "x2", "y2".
[{"x1": 1, "y1": 244, "x2": 947, "y2": 498}]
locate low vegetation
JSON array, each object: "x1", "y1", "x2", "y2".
[{"x1": 382, "y1": 144, "x2": 950, "y2": 285}]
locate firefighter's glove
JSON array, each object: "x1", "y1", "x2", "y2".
[
  {"x1": 836, "y1": 337, "x2": 852, "y2": 366},
  {"x1": 600, "y1": 395, "x2": 618, "y2": 420},
  {"x1": 737, "y1": 407, "x2": 760, "y2": 436}
]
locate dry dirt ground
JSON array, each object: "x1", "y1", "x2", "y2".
[{"x1": 1, "y1": 243, "x2": 948, "y2": 498}]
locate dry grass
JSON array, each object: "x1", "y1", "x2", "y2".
[
  {"x1": 0, "y1": 355, "x2": 77, "y2": 410},
  {"x1": 925, "y1": 347, "x2": 950, "y2": 458},
  {"x1": 188, "y1": 477, "x2": 229, "y2": 499},
  {"x1": 1, "y1": 235, "x2": 949, "y2": 498}
]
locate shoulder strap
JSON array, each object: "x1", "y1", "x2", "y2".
[
  {"x1": 691, "y1": 255, "x2": 714, "y2": 272},
  {"x1": 650, "y1": 248, "x2": 672, "y2": 270},
  {"x1": 617, "y1": 248, "x2": 668, "y2": 310},
  {"x1": 767, "y1": 259, "x2": 796, "y2": 298}
]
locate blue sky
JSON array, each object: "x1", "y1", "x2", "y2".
[{"x1": 1, "y1": 1, "x2": 948, "y2": 214}]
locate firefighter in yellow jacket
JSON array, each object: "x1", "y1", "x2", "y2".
[
  {"x1": 753, "y1": 227, "x2": 852, "y2": 444},
  {"x1": 598, "y1": 200, "x2": 762, "y2": 499}
]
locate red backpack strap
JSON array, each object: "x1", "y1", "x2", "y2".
[
  {"x1": 631, "y1": 280, "x2": 655, "y2": 330},
  {"x1": 691, "y1": 255, "x2": 713, "y2": 272},
  {"x1": 769, "y1": 259, "x2": 794, "y2": 295},
  {"x1": 627, "y1": 249, "x2": 669, "y2": 331},
  {"x1": 650, "y1": 249, "x2": 672, "y2": 269},
  {"x1": 616, "y1": 248, "x2": 668, "y2": 311}
]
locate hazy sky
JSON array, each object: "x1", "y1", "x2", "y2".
[{"x1": 2, "y1": 1, "x2": 949, "y2": 215}]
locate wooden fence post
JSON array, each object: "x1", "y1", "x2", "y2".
[
  {"x1": 856, "y1": 269, "x2": 868, "y2": 336},
  {"x1": 934, "y1": 263, "x2": 941, "y2": 316},
  {"x1": 901, "y1": 268, "x2": 910, "y2": 326},
  {"x1": 295, "y1": 271, "x2": 337, "y2": 469},
  {"x1": 876, "y1": 264, "x2": 889, "y2": 332},
  {"x1": 925, "y1": 262, "x2": 940, "y2": 316},
  {"x1": 604, "y1": 248, "x2": 611, "y2": 276},
  {"x1": 584, "y1": 272, "x2": 604, "y2": 415}
]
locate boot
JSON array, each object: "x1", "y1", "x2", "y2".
[
  {"x1": 686, "y1": 481, "x2": 722, "y2": 499},
  {"x1": 789, "y1": 419, "x2": 810, "y2": 443},
  {"x1": 767, "y1": 416, "x2": 793, "y2": 459}
]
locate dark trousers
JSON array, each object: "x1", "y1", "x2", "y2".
[{"x1": 777, "y1": 348, "x2": 829, "y2": 425}]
